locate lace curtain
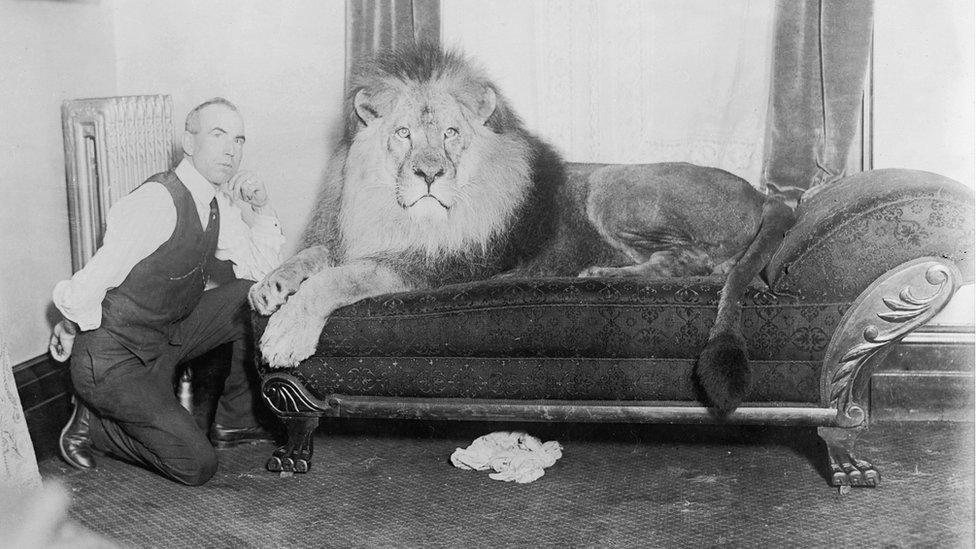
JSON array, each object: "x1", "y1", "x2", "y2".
[
  {"x1": 443, "y1": 0, "x2": 775, "y2": 185},
  {"x1": 0, "y1": 328, "x2": 41, "y2": 492}
]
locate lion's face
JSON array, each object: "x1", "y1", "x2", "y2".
[
  {"x1": 351, "y1": 84, "x2": 499, "y2": 224},
  {"x1": 385, "y1": 89, "x2": 470, "y2": 222},
  {"x1": 341, "y1": 74, "x2": 530, "y2": 261}
]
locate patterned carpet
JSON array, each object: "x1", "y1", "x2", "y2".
[{"x1": 39, "y1": 419, "x2": 974, "y2": 548}]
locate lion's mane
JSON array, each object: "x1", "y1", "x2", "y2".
[{"x1": 301, "y1": 43, "x2": 569, "y2": 286}]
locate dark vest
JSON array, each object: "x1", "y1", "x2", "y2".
[{"x1": 100, "y1": 171, "x2": 224, "y2": 363}]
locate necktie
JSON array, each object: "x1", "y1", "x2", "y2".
[{"x1": 207, "y1": 197, "x2": 218, "y2": 231}]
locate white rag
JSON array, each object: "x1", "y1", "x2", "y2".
[{"x1": 450, "y1": 431, "x2": 563, "y2": 484}]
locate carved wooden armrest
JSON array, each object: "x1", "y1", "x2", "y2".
[{"x1": 819, "y1": 257, "x2": 962, "y2": 427}]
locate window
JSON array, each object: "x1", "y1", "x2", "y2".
[{"x1": 443, "y1": 0, "x2": 775, "y2": 185}]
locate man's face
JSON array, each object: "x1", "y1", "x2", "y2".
[{"x1": 183, "y1": 104, "x2": 245, "y2": 186}]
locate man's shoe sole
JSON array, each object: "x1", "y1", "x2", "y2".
[{"x1": 211, "y1": 437, "x2": 277, "y2": 450}]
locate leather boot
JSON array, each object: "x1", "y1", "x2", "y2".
[{"x1": 59, "y1": 397, "x2": 96, "y2": 469}]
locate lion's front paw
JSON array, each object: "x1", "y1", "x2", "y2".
[
  {"x1": 249, "y1": 267, "x2": 305, "y2": 315},
  {"x1": 259, "y1": 298, "x2": 327, "y2": 368}
]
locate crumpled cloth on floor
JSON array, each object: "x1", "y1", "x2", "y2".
[{"x1": 450, "y1": 431, "x2": 563, "y2": 483}]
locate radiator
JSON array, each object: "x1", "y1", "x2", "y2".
[{"x1": 61, "y1": 95, "x2": 177, "y2": 272}]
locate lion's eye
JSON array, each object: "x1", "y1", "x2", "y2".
[
  {"x1": 395, "y1": 127, "x2": 411, "y2": 139},
  {"x1": 444, "y1": 127, "x2": 459, "y2": 138}
]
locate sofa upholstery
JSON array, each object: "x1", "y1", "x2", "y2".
[
  {"x1": 259, "y1": 278, "x2": 830, "y2": 403},
  {"x1": 766, "y1": 168, "x2": 973, "y2": 300}
]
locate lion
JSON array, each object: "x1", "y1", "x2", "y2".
[{"x1": 250, "y1": 44, "x2": 795, "y2": 414}]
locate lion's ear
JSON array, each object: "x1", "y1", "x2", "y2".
[
  {"x1": 474, "y1": 85, "x2": 497, "y2": 125},
  {"x1": 354, "y1": 89, "x2": 382, "y2": 126}
]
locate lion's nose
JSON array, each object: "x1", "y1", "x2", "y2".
[{"x1": 414, "y1": 166, "x2": 445, "y2": 187}]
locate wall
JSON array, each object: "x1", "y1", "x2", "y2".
[
  {"x1": 111, "y1": 0, "x2": 346, "y2": 256},
  {"x1": 874, "y1": 0, "x2": 975, "y2": 186},
  {"x1": 0, "y1": 1, "x2": 346, "y2": 365},
  {"x1": 874, "y1": 0, "x2": 975, "y2": 326},
  {"x1": 0, "y1": 0, "x2": 119, "y2": 364}
]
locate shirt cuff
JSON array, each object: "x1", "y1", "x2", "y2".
[{"x1": 52, "y1": 280, "x2": 103, "y2": 331}]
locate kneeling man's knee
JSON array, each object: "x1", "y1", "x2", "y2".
[{"x1": 172, "y1": 446, "x2": 218, "y2": 486}]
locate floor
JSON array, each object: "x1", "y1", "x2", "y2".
[{"x1": 38, "y1": 418, "x2": 974, "y2": 548}]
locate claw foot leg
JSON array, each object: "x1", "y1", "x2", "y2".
[
  {"x1": 267, "y1": 416, "x2": 320, "y2": 475},
  {"x1": 818, "y1": 426, "x2": 880, "y2": 493}
]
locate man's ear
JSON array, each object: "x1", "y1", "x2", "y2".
[
  {"x1": 354, "y1": 89, "x2": 381, "y2": 126},
  {"x1": 181, "y1": 131, "x2": 195, "y2": 156},
  {"x1": 474, "y1": 85, "x2": 497, "y2": 125}
]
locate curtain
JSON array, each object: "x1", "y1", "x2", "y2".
[
  {"x1": 346, "y1": 0, "x2": 441, "y2": 89},
  {"x1": 0, "y1": 328, "x2": 41, "y2": 492},
  {"x1": 443, "y1": 0, "x2": 776, "y2": 186},
  {"x1": 761, "y1": 0, "x2": 874, "y2": 207}
]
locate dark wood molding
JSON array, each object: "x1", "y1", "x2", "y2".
[
  {"x1": 903, "y1": 324, "x2": 975, "y2": 345},
  {"x1": 883, "y1": 337, "x2": 975, "y2": 372},
  {"x1": 871, "y1": 371, "x2": 973, "y2": 422},
  {"x1": 13, "y1": 353, "x2": 73, "y2": 461},
  {"x1": 870, "y1": 334, "x2": 974, "y2": 421}
]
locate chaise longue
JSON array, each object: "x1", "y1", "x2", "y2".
[{"x1": 253, "y1": 165, "x2": 974, "y2": 490}]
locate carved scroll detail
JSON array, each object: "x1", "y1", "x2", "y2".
[
  {"x1": 821, "y1": 259, "x2": 960, "y2": 427},
  {"x1": 261, "y1": 373, "x2": 331, "y2": 417}
]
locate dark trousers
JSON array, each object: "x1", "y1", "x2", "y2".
[{"x1": 69, "y1": 279, "x2": 258, "y2": 486}]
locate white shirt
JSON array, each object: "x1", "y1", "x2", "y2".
[{"x1": 53, "y1": 158, "x2": 285, "y2": 330}]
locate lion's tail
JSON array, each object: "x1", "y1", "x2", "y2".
[{"x1": 696, "y1": 197, "x2": 795, "y2": 414}]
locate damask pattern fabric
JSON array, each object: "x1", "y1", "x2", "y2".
[
  {"x1": 302, "y1": 277, "x2": 846, "y2": 364},
  {"x1": 767, "y1": 169, "x2": 976, "y2": 300},
  {"x1": 255, "y1": 276, "x2": 838, "y2": 403},
  {"x1": 284, "y1": 356, "x2": 822, "y2": 404}
]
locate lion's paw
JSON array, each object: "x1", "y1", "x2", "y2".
[
  {"x1": 259, "y1": 299, "x2": 327, "y2": 368},
  {"x1": 249, "y1": 267, "x2": 305, "y2": 315}
]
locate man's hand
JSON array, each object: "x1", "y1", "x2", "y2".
[
  {"x1": 226, "y1": 170, "x2": 270, "y2": 213},
  {"x1": 49, "y1": 319, "x2": 78, "y2": 362}
]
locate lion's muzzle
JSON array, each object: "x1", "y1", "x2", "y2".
[{"x1": 414, "y1": 166, "x2": 445, "y2": 187}]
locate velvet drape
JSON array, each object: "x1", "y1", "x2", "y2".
[
  {"x1": 762, "y1": 0, "x2": 875, "y2": 207},
  {"x1": 345, "y1": 0, "x2": 440, "y2": 89}
]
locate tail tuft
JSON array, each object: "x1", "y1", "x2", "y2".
[{"x1": 695, "y1": 331, "x2": 752, "y2": 415}]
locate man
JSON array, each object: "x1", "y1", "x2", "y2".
[{"x1": 49, "y1": 97, "x2": 285, "y2": 486}]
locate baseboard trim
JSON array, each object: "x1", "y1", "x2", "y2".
[
  {"x1": 12, "y1": 352, "x2": 53, "y2": 374},
  {"x1": 903, "y1": 325, "x2": 975, "y2": 345},
  {"x1": 871, "y1": 371, "x2": 974, "y2": 422},
  {"x1": 13, "y1": 353, "x2": 73, "y2": 461},
  {"x1": 871, "y1": 333, "x2": 974, "y2": 422}
]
